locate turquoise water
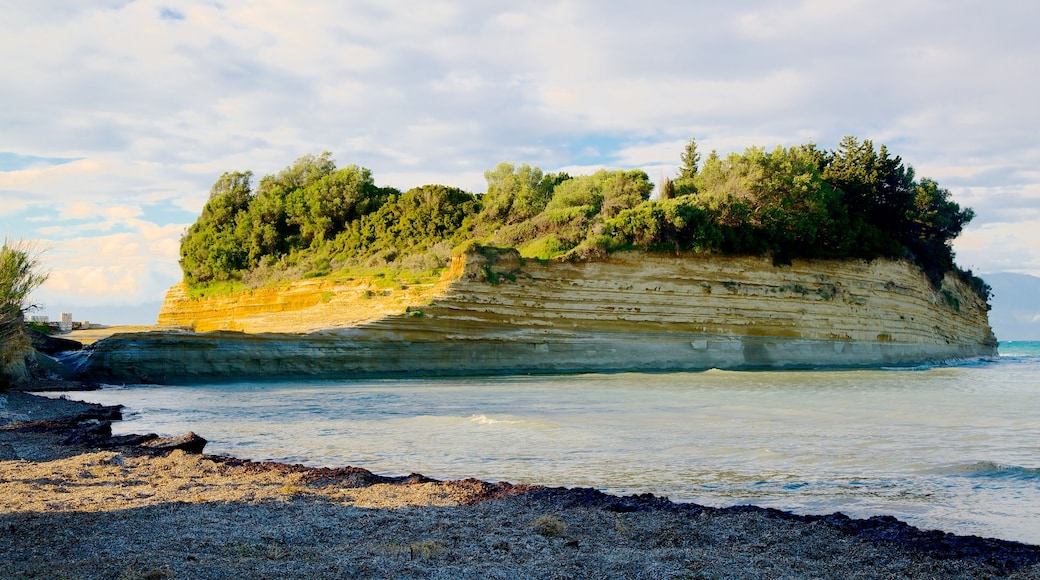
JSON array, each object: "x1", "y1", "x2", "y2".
[{"x1": 51, "y1": 342, "x2": 1040, "y2": 544}]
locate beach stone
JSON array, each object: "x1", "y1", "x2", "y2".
[
  {"x1": 61, "y1": 420, "x2": 113, "y2": 446},
  {"x1": 139, "y1": 431, "x2": 207, "y2": 454},
  {"x1": 0, "y1": 442, "x2": 18, "y2": 460}
]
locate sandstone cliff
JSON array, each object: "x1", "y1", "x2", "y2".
[{"x1": 84, "y1": 250, "x2": 996, "y2": 383}]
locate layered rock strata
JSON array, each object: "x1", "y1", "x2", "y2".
[{"x1": 82, "y1": 250, "x2": 996, "y2": 383}]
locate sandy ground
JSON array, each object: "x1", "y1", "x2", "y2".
[
  {"x1": 2, "y1": 390, "x2": 1039, "y2": 579},
  {"x1": 63, "y1": 325, "x2": 177, "y2": 345}
]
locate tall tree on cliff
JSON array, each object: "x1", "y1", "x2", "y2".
[{"x1": 674, "y1": 137, "x2": 702, "y2": 196}]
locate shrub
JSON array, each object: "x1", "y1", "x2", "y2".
[
  {"x1": 1, "y1": 239, "x2": 48, "y2": 388},
  {"x1": 532, "y1": 515, "x2": 567, "y2": 537}
]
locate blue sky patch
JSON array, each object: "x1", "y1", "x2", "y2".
[
  {"x1": 159, "y1": 8, "x2": 186, "y2": 20},
  {"x1": 0, "y1": 152, "x2": 82, "y2": 172},
  {"x1": 139, "y1": 202, "x2": 196, "y2": 229},
  {"x1": 555, "y1": 135, "x2": 630, "y2": 167},
  {"x1": 3, "y1": 200, "x2": 193, "y2": 243}
]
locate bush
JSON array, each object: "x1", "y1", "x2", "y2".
[{"x1": 1, "y1": 240, "x2": 48, "y2": 388}]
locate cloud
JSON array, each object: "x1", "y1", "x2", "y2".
[
  {"x1": 0, "y1": 152, "x2": 83, "y2": 171},
  {"x1": 28, "y1": 216, "x2": 186, "y2": 309},
  {"x1": 954, "y1": 220, "x2": 1040, "y2": 275},
  {"x1": 5, "y1": 0, "x2": 1040, "y2": 312}
]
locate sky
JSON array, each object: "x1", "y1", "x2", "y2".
[{"x1": 2, "y1": 1, "x2": 1039, "y2": 324}]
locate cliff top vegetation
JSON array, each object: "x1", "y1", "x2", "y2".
[{"x1": 178, "y1": 137, "x2": 990, "y2": 301}]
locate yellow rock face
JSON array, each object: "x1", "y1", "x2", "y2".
[
  {"x1": 157, "y1": 271, "x2": 458, "y2": 334},
  {"x1": 83, "y1": 250, "x2": 994, "y2": 383},
  {"x1": 159, "y1": 249, "x2": 994, "y2": 349}
]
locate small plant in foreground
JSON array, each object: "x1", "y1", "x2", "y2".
[{"x1": 532, "y1": 514, "x2": 567, "y2": 537}]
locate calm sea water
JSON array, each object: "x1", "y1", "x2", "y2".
[{"x1": 48, "y1": 342, "x2": 1040, "y2": 544}]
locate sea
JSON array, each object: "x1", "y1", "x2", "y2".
[{"x1": 45, "y1": 341, "x2": 1040, "y2": 545}]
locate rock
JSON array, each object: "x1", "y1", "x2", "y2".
[
  {"x1": 0, "y1": 442, "x2": 18, "y2": 460},
  {"x1": 139, "y1": 431, "x2": 207, "y2": 454},
  {"x1": 108, "y1": 433, "x2": 159, "y2": 446},
  {"x1": 83, "y1": 251, "x2": 997, "y2": 384},
  {"x1": 62, "y1": 420, "x2": 113, "y2": 446},
  {"x1": 28, "y1": 329, "x2": 83, "y2": 355}
]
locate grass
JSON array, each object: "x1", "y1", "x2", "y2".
[
  {"x1": 186, "y1": 265, "x2": 447, "y2": 300},
  {"x1": 118, "y1": 562, "x2": 173, "y2": 580},
  {"x1": 279, "y1": 483, "x2": 309, "y2": 496},
  {"x1": 379, "y1": 540, "x2": 446, "y2": 560},
  {"x1": 26, "y1": 321, "x2": 54, "y2": 335},
  {"x1": 518, "y1": 235, "x2": 571, "y2": 261},
  {"x1": 532, "y1": 515, "x2": 567, "y2": 537},
  {"x1": 185, "y1": 279, "x2": 249, "y2": 300}
]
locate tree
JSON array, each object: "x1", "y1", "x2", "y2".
[
  {"x1": 332, "y1": 184, "x2": 480, "y2": 265},
  {"x1": 679, "y1": 137, "x2": 701, "y2": 180},
  {"x1": 480, "y1": 163, "x2": 567, "y2": 224},
  {"x1": 675, "y1": 137, "x2": 702, "y2": 196},
  {"x1": 658, "y1": 175, "x2": 675, "y2": 200},
  {"x1": 174, "y1": 143, "x2": 985, "y2": 300},
  {"x1": 694, "y1": 149, "x2": 724, "y2": 193},
  {"x1": 0, "y1": 239, "x2": 47, "y2": 327},
  {"x1": 285, "y1": 165, "x2": 386, "y2": 247},
  {"x1": 742, "y1": 144, "x2": 845, "y2": 261},
  {"x1": 599, "y1": 169, "x2": 654, "y2": 217},
  {"x1": 545, "y1": 174, "x2": 606, "y2": 216},
  {"x1": 906, "y1": 178, "x2": 974, "y2": 282},
  {"x1": 267, "y1": 152, "x2": 337, "y2": 190},
  {"x1": 208, "y1": 171, "x2": 254, "y2": 210},
  {"x1": 179, "y1": 171, "x2": 255, "y2": 284},
  {"x1": 1, "y1": 239, "x2": 48, "y2": 388},
  {"x1": 540, "y1": 169, "x2": 652, "y2": 221}
]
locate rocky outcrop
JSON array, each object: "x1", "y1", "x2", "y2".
[
  {"x1": 139, "y1": 431, "x2": 208, "y2": 454},
  {"x1": 0, "y1": 314, "x2": 32, "y2": 389},
  {"x1": 83, "y1": 250, "x2": 996, "y2": 383},
  {"x1": 29, "y1": 329, "x2": 82, "y2": 355}
]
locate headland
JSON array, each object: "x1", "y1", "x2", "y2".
[{"x1": 77, "y1": 248, "x2": 996, "y2": 384}]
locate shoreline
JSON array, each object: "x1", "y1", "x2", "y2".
[{"x1": 3, "y1": 386, "x2": 1039, "y2": 578}]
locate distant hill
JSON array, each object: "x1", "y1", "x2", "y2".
[{"x1": 985, "y1": 273, "x2": 1040, "y2": 341}]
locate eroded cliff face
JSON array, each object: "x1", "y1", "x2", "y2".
[
  {"x1": 157, "y1": 270, "x2": 459, "y2": 334},
  {"x1": 87, "y1": 250, "x2": 996, "y2": 383}
]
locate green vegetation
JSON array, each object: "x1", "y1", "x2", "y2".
[
  {"x1": 531, "y1": 514, "x2": 568, "y2": 537},
  {"x1": 178, "y1": 137, "x2": 989, "y2": 302},
  {"x1": 1, "y1": 239, "x2": 48, "y2": 388}
]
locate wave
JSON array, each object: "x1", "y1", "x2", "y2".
[
  {"x1": 469, "y1": 414, "x2": 527, "y2": 426},
  {"x1": 999, "y1": 341, "x2": 1040, "y2": 358},
  {"x1": 879, "y1": 357, "x2": 996, "y2": 372},
  {"x1": 945, "y1": 461, "x2": 1040, "y2": 481}
]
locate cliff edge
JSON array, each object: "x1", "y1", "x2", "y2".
[{"x1": 83, "y1": 250, "x2": 996, "y2": 383}]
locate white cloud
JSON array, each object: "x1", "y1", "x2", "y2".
[
  {"x1": 0, "y1": 198, "x2": 30, "y2": 217},
  {"x1": 59, "y1": 202, "x2": 101, "y2": 221},
  {"x1": 4, "y1": 0, "x2": 1039, "y2": 311},
  {"x1": 955, "y1": 220, "x2": 1040, "y2": 277},
  {"x1": 29, "y1": 219, "x2": 185, "y2": 309}
]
